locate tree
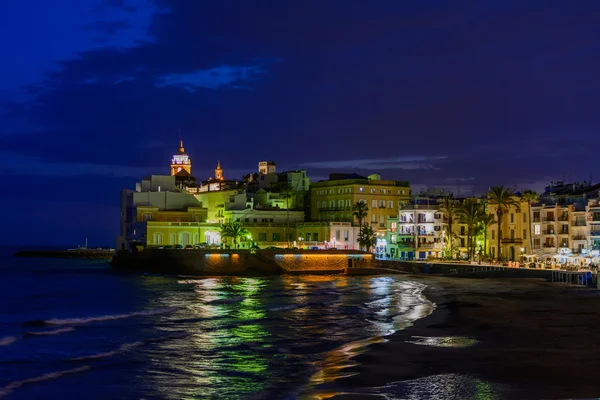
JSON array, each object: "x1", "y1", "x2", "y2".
[
  {"x1": 488, "y1": 186, "x2": 521, "y2": 261},
  {"x1": 352, "y1": 201, "x2": 369, "y2": 248},
  {"x1": 358, "y1": 226, "x2": 377, "y2": 252},
  {"x1": 478, "y1": 212, "x2": 496, "y2": 261},
  {"x1": 219, "y1": 222, "x2": 250, "y2": 249},
  {"x1": 438, "y1": 196, "x2": 459, "y2": 257},
  {"x1": 520, "y1": 190, "x2": 539, "y2": 256},
  {"x1": 458, "y1": 199, "x2": 485, "y2": 260},
  {"x1": 279, "y1": 184, "x2": 296, "y2": 248}
]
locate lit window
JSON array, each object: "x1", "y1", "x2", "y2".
[
  {"x1": 534, "y1": 225, "x2": 541, "y2": 235},
  {"x1": 359, "y1": 187, "x2": 364, "y2": 193}
]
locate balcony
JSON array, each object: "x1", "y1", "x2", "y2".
[
  {"x1": 398, "y1": 232, "x2": 415, "y2": 236},
  {"x1": 591, "y1": 214, "x2": 600, "y2": 222},
  {"x1": 542, "y1": 230, "x2": 555, "y2": 235},
  {"x1": 532, "y1": 217, "x2": 541, "y2": 223},
  {"x1": 501, "y1": 238, "x2": 523, "y2": 244},
  {"x1": 572, "y1": 235, "x2": 587, "y2": 241},
  {"x1": 418, "y1": 243, "x2": 442, "y2": 249},
  {"x1": 543, "y1": 218, "x2": 555, "y2": 222},
  {"x1": 416, "y1": 219, "x2": 435, "y2": 224},
  {"x1": 543, "y1": 243, "x2": 556, "y2": 248},
  {"x1": 398, "y1": 219, "x2": 414, "y2": 224},
  {"x1": 558, "y1": 215, "x2": 569, "y2": 221},
  {"x1": 571, "y1": 221, "x2": 586, "y2": 227},
  {"x1": 590, "y1": 231, "x2": 600, "y2": 237},
  {"x1": 557, "y1": 230, "x2": 569, "y2": 235}
]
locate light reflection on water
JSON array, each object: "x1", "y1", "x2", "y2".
[{"x1": 135, "y1": 275, "x2": 436, "y2": 399}]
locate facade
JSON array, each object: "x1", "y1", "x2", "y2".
[
  {"x1": 385, "y1": 204, "x2": 444, "y2": 260},
  {"x1": 310, "y1": 173, "x2": 410, "y2": 229},
  {"x1": 116, "y1": 175, "x2": 217, "y2": 250},
  {"x1": 296, "y1": 222, "x2": 360, "y2": 250},
  {"x1": 488, "y1": 198, "x2": 532, "y2": 261},
  {"x1": 588, "y1": 199, "x2": 600, "y2": 256}
]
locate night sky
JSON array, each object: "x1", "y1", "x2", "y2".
[{"x1": 2, "y1": 0, "x2": 600, "y2": 246}]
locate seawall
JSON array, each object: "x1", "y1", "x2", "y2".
[
  {"x1": 375, "y1": 260, "x2": 555, "y2": 279},
  {"x1": 111, "y1": 249, "x2": 374, "y2": 276}
]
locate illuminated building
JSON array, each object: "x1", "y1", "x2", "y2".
[
  {"x1": 310, "y1": 173, "x2": 410, "y2": 228},
  {"x1": 296, "y1": 222, "x2": 360, "y2": 250},
  {"x1": 170, "y1": 140, "x2": 191, "y2": 176},
  {"x1": 488, "y1": 197, "x2": 532, "y2": 261}
]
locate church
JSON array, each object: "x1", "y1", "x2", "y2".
[{"x1": 169, "y1": 140, "x2": 239, "y2": 193}]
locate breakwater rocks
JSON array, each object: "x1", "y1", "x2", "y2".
[
  {"x1": 13, "y1": 250, "x2": 115, "y2": 259},
  {"x1": 111, "y1": 249, "x2": 374, "y2": 276}
]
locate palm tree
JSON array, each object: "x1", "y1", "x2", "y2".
[
  {"x1": 358, "y1": 226, "x2": 377, "y2": 252},
  {"x1": 478, "y1": 212, "x2": 496, "y2": 261},
  {"x1": 438, "y1": 196, "x2": 459, "y2": 257},
  {"x1": 458, "y1": 199, "x2": 485, "y2": 260},
  {"x1": 280, "y1": 184, "x2": 295, "y2": 248},
  {"x1": 520, "y1": 190, "x2": 539, "y2": 256},
  {"x1": 487, "y1": 186, "x2": 521, "y2": 261},
  {"x1": 219, "y1": 222, "x2": 250, "y2": 249},
  {"x1": 352, "y1": 201, "x2": 369, "y2": 249}
]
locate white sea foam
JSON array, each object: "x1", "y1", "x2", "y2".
[
  {"x1": 0, "y1": 336, "x2": 16, "y2": 346},
  {"x1": 70, "y1": 341, "x2": 145, "y2": 361},
  {"x1": 0, "y1": 366, "x2": 90, "y2": 398},
  {"x1": 44, "y1": 307, "x2": 178, "y2": 325},
  {"x1": 25, "y1": 327, "x2": 75, "y2": 336}
]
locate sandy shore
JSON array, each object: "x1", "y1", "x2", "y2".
[{"x1": 319, "y1": 276, "x2": 600, "y2": 399}]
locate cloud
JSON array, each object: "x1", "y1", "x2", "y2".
[
  {"x1": 155, "y1": 62, "x2": 275, "y2": 92},
  {"x1": 299, "y1": 156, "x2": 447, "y2": 171},
  {"x1": 0, "y1": 153, "x2": 160, "y2": 178},
  {"x1": 100, "y1": 0, "x2": 136, "y2": 13},
  {"x1": 83, "y1": 20, "x2": 133, "y2": 36}
]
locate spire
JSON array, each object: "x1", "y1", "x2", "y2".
[{"x1": 178, "y1": 139, "x2": 185, "y2": 154}]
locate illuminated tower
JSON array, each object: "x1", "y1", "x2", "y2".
[
  {"x1": 215, "y1": 161, "x2": 223, "y2": 181},
  {"x1": 170, "y1": 140, "x2": 192, "y2": 176}
]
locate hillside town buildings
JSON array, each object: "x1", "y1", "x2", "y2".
[{"x1": 116, "y1": 140, "x2": 600, "y2": 262}]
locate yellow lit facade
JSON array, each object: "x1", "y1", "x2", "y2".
[
  {"x1": 487, "y1": 198, "x2": 532, "y2": 261},
  {"x1": 310, "y1": 174, "x2": 410, "y2": 230}
]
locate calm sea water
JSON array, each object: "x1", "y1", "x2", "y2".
[{"x1": 0, "y1": 248, "x2": 510, "y2": 399}]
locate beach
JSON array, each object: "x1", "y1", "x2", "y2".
[{"x1": 324, "y1": 277, "x2": 600, "y2": 399}]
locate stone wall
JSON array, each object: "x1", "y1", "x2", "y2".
[{"x1": 112, "y1": 249, "x2": 374, "y2": 276}]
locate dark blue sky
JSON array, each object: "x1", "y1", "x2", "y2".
[{"x1": 2, "y1": 0, "x2": 600, "y2": 246}]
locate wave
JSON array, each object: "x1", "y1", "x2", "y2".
[
  {"x1": 0, "y1": 366, "x2": 90, "y2": 398},
  {"x1": 0, "y1": 336, "x2": 17, "y2": 346},
  {"x1": 29, "y1": 307, "x2": 178, "y2": 326},
  {"x1": 70, "y1": 341, "x2": 145, "y2": 361},
  {"x1": 70, "y1": 332, "x2": 190, "y2": 362},
  {"x1": 24, "y1": 327, "x2": 75, "y2": 336}
]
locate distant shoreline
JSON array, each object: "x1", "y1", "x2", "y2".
[{"x1": 13, "y1": 249, "x2": 115, "y2": 259}]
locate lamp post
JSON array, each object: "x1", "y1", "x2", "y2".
[{"x1": 520, "y1": 247, "x2": 525, "y2": 261}]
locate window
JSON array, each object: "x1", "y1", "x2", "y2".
[
  {"x1": 338, "y1": 189, "x2": 342, "y2": 194},
  {"x1": 380, "y1": 215, "x2": 385, "y2": 225},
  {"x1": 371, "y1": 200, "x2": 377, "y2": 208},
  {"x1": 523, "y1": 229, "x2": 527, "y2": 240},
  {"x1": 510, "y1": 230, "x2": 515, "y2": 240},
  {"x1": 534, "y1": 225, "x2": 540, "y2": 235},
  {"x1": 345, "y1": 199, "x2": 351, "y2": 207},
  {"x1": 523, "y1": 213, "x2": 527, "y2": 223},
  {"x1": 390, "y1": 222, "x2": 397, "y2": 232},
  {"x1": 307, "y1": 233, "x2": 312, "y2": 241},
  {"x1": 372, "y1": 214, "x2": 377, "y2": 222},
  {"x1": 391, "y1": 234, "x2": 397, "y2": 244},
  {"x1": 380, "y1": 189, "x2": 385, "y2": 194},
  {"x1": 153, "y1": 232, "x2": 163, "y2": 245},
  {"x1": 329, "y1": 189, "x2": 334, "y2": 194},
  {"x1": 359, "y1": 199, "x2": 366, "y2": 204},
  {"x1": 142, "y1": 213, "x2": 152, "y2": 221},
  {"x1": 335, "y1": 230, "x2": 341, "y2": 240},
  {"x1": 272, "y1": 233, "x2": 281, "y2": 241},
  {"x1": 387, "y1": 189, "x2": 392, "y2": 194},
  {"x1": 510, "y1": 213, "x2": 514, "y2": 223},
  {"x1": 371, "y1": 188, "x2": 376, "y2": 193},
  {"x1": 259, "y1": 232, "x2": 267, "y2": 241},
  {"x1": 492, "y1": 230, "x2": 495, "y2": 240},
  {"x1": 388, "y1": 201, "x2": 393, "y2": 209},
  {"x1": 344, "y1": 230, "x2": 349, "y2": 240},
  {"x1": 380, "y1": 200, "x2": 385, "y2": 208},
  {"x1": 338, "y1": 200, "x2": 344, "y2": 209},
  {"x1": 398, "y1": 190, "x2": 405, "y2": 195},
  {"x1": 314, "y1": 233, "x2": 319, "y2": 241},
  {"x1": 359, "y1": 187, "x2": 364, "y2": 193},
  {"x1": 330, "y1": 200, "x2": 335, "y2": 209}
]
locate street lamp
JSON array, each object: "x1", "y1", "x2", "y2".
[{"x1": 520, "y1": 247, "x2": 525, "y2": 261}]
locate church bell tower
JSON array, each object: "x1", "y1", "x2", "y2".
[
  {"x1": 215, "y1": 161, "x2": 223, "y2": 181},
  {"x1": 170, "y1": 140, "x2": 192, "y2": 176}
]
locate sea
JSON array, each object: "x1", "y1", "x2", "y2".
[{"x1": 0, "y1": 247, "x2": 511, "y2": 399}]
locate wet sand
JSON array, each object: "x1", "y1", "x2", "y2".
[{"x1": 328, "y1": 277, "x2": 600, "y2": 399}]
